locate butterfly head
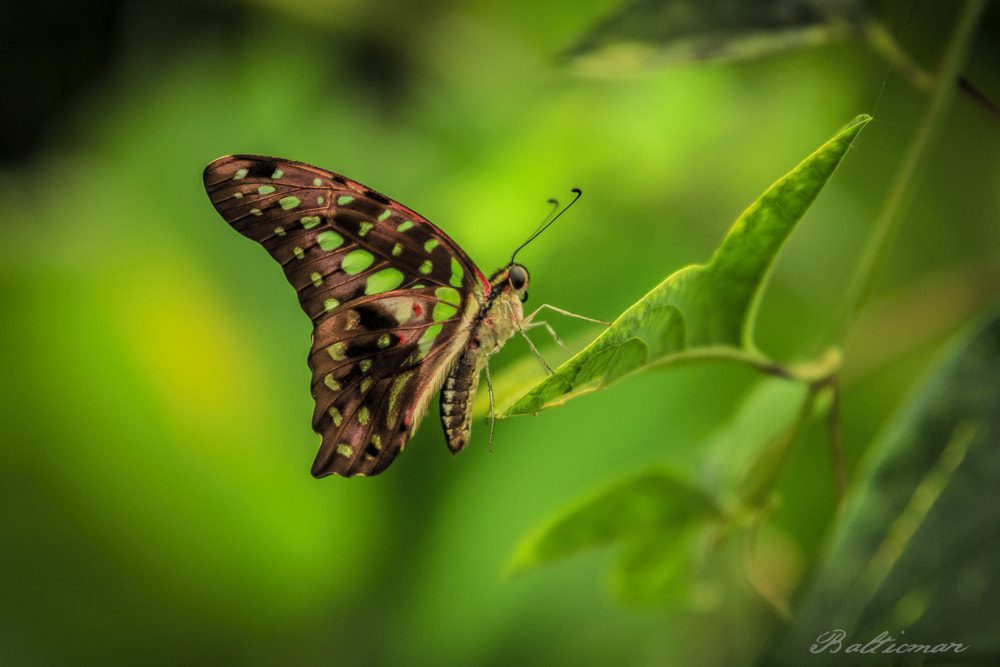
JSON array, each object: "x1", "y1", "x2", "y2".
[{"x1": 490, "y1": 263, "x2": 530, "y2": 304}]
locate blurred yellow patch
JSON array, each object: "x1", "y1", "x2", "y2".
[{"x1": 105, "y1": 252, "x2": 267, "y2": 448}]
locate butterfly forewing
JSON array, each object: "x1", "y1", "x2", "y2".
[{"x1": 203, "y1": 155, "x2": 487, "y2": 476}]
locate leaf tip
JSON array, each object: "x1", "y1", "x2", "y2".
[
  {"x1": 844, "y1": 114, "x2": 873, "y2": 136},
  {"x1": 502, "y1": 537, "x2": 543, "y2": 578}
]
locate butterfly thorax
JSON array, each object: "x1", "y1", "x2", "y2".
[{"x1": 439, "y1": 263, "x2": 528, "y2": 453}]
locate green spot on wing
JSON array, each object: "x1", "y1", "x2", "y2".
[
  {"x1": 327, "y1": 342, "x2": 346, "y2": 361},
  {"x1": 387, "y1": 371, "x2": 414, "y2": 425},
  {"x1": 336, "y1": 443, "x2": 353, "y2": 457},
  {"x1": 233, "y1": 168, "x2": 248, "y2": 180},
  {"x1": 324, "y1": 298, "x2": 340, "y2": 311},
  {"x1": 450, "y1": 257, "x2": 464, "y2": 288},
  {"x1": 316, "y1": 230, "x2": 344, "y2": 251},
  {"x1": 258, "y1": 185, "x2": 275, "y2": 195},
  {"x1": 424, "y1": 239, "x2": 439, "y2": 253},
  {"x1": 337, "y1": 195, "x2": 354, "y2": 205},
  {"x1": 378, "y1": 210, "x2": 392, "y2": 222},
  {"x1": 271, "y1": 168, "x2": 283, "y2": 179},
  {"x1": 397, "y1": 220, "x2": 414, "y2": 232},
  {"x1": 435, "y1": 286, "x2": 461, "y2": 306},
  {"x1": 279, "y1": 196, "x2": 301, "y2": 210},
  {"x1": 342, "y1": 249, "x2": 374, "y2": 275},
  {"x1": 357, "y1": 407, "x2": 370, "y2": 425},
  {"x1": 324, "y1": 374, "x2": 341, "y2": 391},
  {"x1": 311, "y1": 272, "x2": 323, "y2": 287},
  {"x1": 360, "y1": 360, "x2": 372, "y2": 372},
  {"x1": 417, "y1": 323, "x2": 442, "y2": 357},
  {"x1": 328, "y1": 407, "x2": 342, "y2": 426},
  {"x1": 274, "y1": 227, "x2": 285, "y2": 236},
  {"x1": 392, "y1": 243, "x2": 403, "y2": 257},
  {"x1": 419, "y1": 260, "x2": 433, "y2": 275},
  {"x1": 359, "y1": 221, "x2": 374, "y2": 236},
  {"x1": 365, "y1": 268, "x2": 405, "y2": 295},
  {"x1": 312, "y1": 177, "x2": 322, "y2": 186},
  {"x1": 433, "y1": 302, "x2": 457, "y2": 322},
  {"x1": 301, "y1": 215, "x2": 321, "y2": 229},
  {"x1": 293, "y1": 247, "x2": 304, "y2": 259},
  {"x1": 377, "y1": 334, "x2": 391, "y2": 348}
]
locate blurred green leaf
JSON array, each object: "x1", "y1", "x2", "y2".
[
  {"x1": 701, "y1": 376, "x2": 813, "y2": 509},
  {"x1": 507, "y1": 467, "x2": 721, "y2": 575},
  {"x1": 564, "y1": 0, "x2": 867, "y2": 76},
  {"x1": 610, "y1": 530, "x2": 698, "y2": 607},
  {"x1": 768, "y1": 300, "x2": 1000, "y2": 664},
  {"x1": 501, "y1": 114, "x2": 871, "y2": 417}
]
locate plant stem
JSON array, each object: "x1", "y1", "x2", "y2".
[
  {"x1": 825, "y1": 381, "x2": 845, "y2": 503},
  {"x1": 835, "y1": 0, "x2": 987, "y2": 343}
]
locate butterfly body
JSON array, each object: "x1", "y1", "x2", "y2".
[
  {"x1": 440, "y1": 264, "x2": 528, "y2": 453},
  {"x1": 203, "y1": 155, "x2": 530, "y2": 477}
]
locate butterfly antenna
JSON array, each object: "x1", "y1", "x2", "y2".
[{"x1": 510, "y1": 188, "x2": 582, "y2": 263}]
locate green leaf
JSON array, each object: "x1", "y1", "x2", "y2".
[
  {"x1": 506, "y1": 467, "x2": 721, "y2": 575},
  {"x1": 767, "y1": 301, "x2": 1000, "y2": 664},
  {"x1": 609, "y1": 530, "x2": 700, "y2": 608},
  {"x1": 502, "y1": 114, "x2": 871, "y2": 417},
  {"x1": 564, "y1": 0, "x2": 867, "y2": 76},
  {"x1": 701, "y1": 376, "x2": 812, "y2": 509}
]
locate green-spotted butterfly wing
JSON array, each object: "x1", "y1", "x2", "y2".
[{"x1": 203, "y1": 155, "x2": 488, "y2": 477}]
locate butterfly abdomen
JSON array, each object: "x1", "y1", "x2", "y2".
[
  {"x1": 438, "y1": 266, "x2": 529, "y2": 454},
  {"x1": 439, "y1": 345, "x2": 483, "y2": 454}
]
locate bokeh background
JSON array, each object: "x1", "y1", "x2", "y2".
[{"x1": 2, "y1": 1, "x2": 999, "y2": 665}]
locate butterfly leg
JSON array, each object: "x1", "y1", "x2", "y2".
[
  {"x1": 484, "y1": 360, "x2": 495, "y2": 452},
  {"x1": 524, "y1": 320, "x2": 569, "y2": 351},
  {"x1": 520, "y1": 303, "x2": 609, "y2": 356},
  {"x1": 507, "y1": 301, "x2": 554, "y2": 374},
  {"x1": 523, "y1": 303, "x2": 609, "y2": 327}
]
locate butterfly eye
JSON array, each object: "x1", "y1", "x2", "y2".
[{"x1": 509, "y1": 264, "x2": 528, "y2": 291}]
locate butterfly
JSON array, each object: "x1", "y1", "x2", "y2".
[{"x1": 203, "y1": 155, "x2": 581, "y2": 477}]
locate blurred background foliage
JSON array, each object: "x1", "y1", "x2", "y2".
[{"x1": 1, "y1": 0, "x2": 999, "y2": 665}]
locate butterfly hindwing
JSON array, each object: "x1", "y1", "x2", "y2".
[
  {"x1": 306, "y1": 291, "x2": 472, "y2": 476},
  {"x1": 203, "y1": 155, "x2": 488, "y2": 476}
]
